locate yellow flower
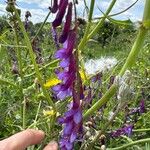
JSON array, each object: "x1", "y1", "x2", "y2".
[
  {"x1": 79, "y1": 70, "x2": 87, "y2": 81},
  {"x1": 44, "y1": 78, "x2": 61, "y2": 88},
  {"x1": 43, "y1": 110, "x2": 60, "y2": 117}
]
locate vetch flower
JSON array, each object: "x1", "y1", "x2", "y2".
[
  {"x1": 25, "y1": 11, "x2": 31, "y2": 31},
  {"x1": 59, "y1": 87, "x2": 83, "y2": 150},
  {"x1": 52, "y1": 0, "x2": 68, "y2": 28},
  {"x1": 51, "y1": 26, "x2": 59, "y2": 49},
  {"x1": 53, "y1": 30, "x2": 77, "y2": 100},
  {"x1": 111, "y1": 124, "x2": 134, "y2": 137},
  {"x1": 139, "y1": 99, "x2": 145, "y2": 113},
  {"x1": 59, "y1": 2, "x2": 72, "y2": 43},
  {"x1": 49, "y1": 0, "x2": 58, "y2": 13},
  {"x1": 128, "y1": 99, "x2": 145, "y2": 115}
]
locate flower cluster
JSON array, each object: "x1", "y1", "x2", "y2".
[
  {"x1": 24, "y1": 11, "x2": 31, "y2": 31},
  {"x1": 111, "y1": 99, "x2": 145, "y2": 138},
  {"x1": 58, "y1": 88, "x2": 83, "y2": 149},
  {"x1": 111, "y1": 124, "x2": 134, "y2": 137},
  {"x1": 50, "y1": 1, "x2": 83, "y2": 149},
  {"x1": 52, "y1": 30, "x2": 76, "y2": 100}
]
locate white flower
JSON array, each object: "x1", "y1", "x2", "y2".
[
  {"x1": 84, "y1": 57, "x2": 118, "y2": 75},
  {"x1": 108, "y1": 111, "x2": 115, "y2": 121},
  {"x1": 117, "y1": 70, "x2": 134, "y2": 105}
]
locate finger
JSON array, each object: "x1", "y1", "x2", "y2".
[
  {"x1": 4, "y1": 129, "x2": 45, "y2": 150},
  {"x1": 43, "y1": 141, "x2": 58, "y2": 150}
]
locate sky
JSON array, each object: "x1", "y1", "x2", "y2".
[{"x1": 0, "y1": 0, "x2": 145, "y2": 24}]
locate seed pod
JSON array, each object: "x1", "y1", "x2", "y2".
[{"x1": 6, "y1": 4, "x2": 14, "y2": 13}]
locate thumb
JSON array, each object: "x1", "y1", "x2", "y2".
[{"x1": 43, "y1": 141, "x2": 58, "y2": 150}]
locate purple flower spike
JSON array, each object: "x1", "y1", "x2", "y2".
[
  {"x1": 49, "y1": 0, "x2": 58, "y2": 13},
  {"x1": 111, "y1": 124, "x2": 134, "y2": 138},
  {"x1": 51, "y1": 26, "x2": 59, "y2": 49},
  {"x1": 140, "y1": 99, "x2": 145, "y2": 113},
  {"x1": 59, "y1": 2, "x2": 72, "y2": 43},
  {"x1": 52, "y1": 0, "x2": 68, "y2": 28},
  {"x1": 53, "y1": 30, "x2": 77, "y2": 100},
  {"x1": 124, "y1": 125, "x2": 133, "y2": 137},
  {"x1": 58, "y1": 78, "x2": 83, "y2": 150}
]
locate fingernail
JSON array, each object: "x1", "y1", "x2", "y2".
[
  {"x1": 38, "y1": 130, "x2": 45, "y2": 136},
  {"x1": 48, "y1": 141, "x2": 58, "y2": 150}
]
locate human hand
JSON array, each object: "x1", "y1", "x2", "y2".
[{"x1": 0, "y1": 129, "x2": 58, "y2": 150}]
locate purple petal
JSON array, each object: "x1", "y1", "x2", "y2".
[
  {"x1": 59, "y1": 138, "x2": 66, "y2": 147},
  {"x1": 51, "y1": 26, "x2": 59, "y2": 49},
  {"x1": 63, "y1": 40, "x2": 68, "y2": 48},
  {"x1": 140, "y1": 99, "x2": 145, "y2": 113},
  {"x1": 64, "y1": 122, "x2": 73, "y2": 135},
  {"x1": 66, "y1": 142, "x2": 73, "y2": 150},
  {"x1": 60, "y1": 58, "x2": 70, "y2": 68},
  {"x1": 52, "y1": 84, "x2": 61, "y2": 92},
  {"x1": 49, "y1": 0, "x2": 58, "y2": 13},
  {"x1": 55, "y1": 48, "x2": 67, "y2": 59},
  {"x1": 52, "y1": 0, "x2": 68, "y2": 28},
  {"x1": 124, "y1": 125, "x2": 133, "y2": 136},
  {"x1": 57, "y1": 71, "x2": 69, "y2": 80},
  {"x1": 57, "y1": 90, "x2": 68, "y2": 100},
  {"x1": 73, "y1": 110, "x2": 82, "y2": 124},
  {"x1": 59, "y1": 2, "x2": 72, "y2": 43},
  {"x1": 58, "y1": 117, "x2": 65, "y2": 124},
  {"x1": 70, "y1": 132, "x2": 77, "y2": 143}
]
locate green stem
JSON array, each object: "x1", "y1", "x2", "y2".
[
  {"x1": 133, "y1": 128, "x2": 150, "y2": 132},
  {"x1": 14, "y1": 28, "x2": 25, "y2": 128},
  {"x1": 84, "y1": 84, "x2": 117, "y2": 119},
  {"x1": 0, "y1": 44, "x2": 27, "y2": 48},
  {"x1": 107, "y1": 138, "x2": 150, "y2": 150},
  {"x1": 119, "y1": 27, "x2": 147, "y2": 76},
  {"x1": 87, "y1": 0, "x2": 117, "y2": 41},
  {"x1": 94, "y1": 0, "x2": 139, "y2": 20},
  {"x1": 78, "y1": 0, "x2": 95, "y2": 50},
  {"x1": 24, "y1": 59, "x2": 59, "y2": 78},
  {"x1": 23, "y1": 97, "x2": 26, "y2": 129},
  {"x1": 32, "y1": 11, "x2": 51, "y2": 42},
  {"x1": 87, "y1": 103, "x2": 126, "y2": 150},
  {"x1": 14, "y1": 27, "x2": 23, "y2": 78},
  {"x1": 0, "y1": 77, "x2": 18, "y2": 88},
  {"x1": 78, "y1": 0, "x2": 117, "y2": 50},
  {"x1": 83, "y1": 0, "x2": 150, "y2": 120},
  {"x1": 13, "y1": 7, "x2": 55, "y2": 110}
]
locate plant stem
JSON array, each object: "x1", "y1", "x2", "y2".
[
  {"x1": 119, "y1": 27, "x2": 147, "y2": 76},
  {"x1": 106, "y1": 138, "x2": 150, "y2": 150},
  {"x1": 22, "y1": 97, "x2": 26, "y2": 129},
  {"x1": 87, "y1": 103, "x2": 126, "y2": 150},
  {"x1": 78, "y1": 0, "x2": 95, "y2": 50},
  {"x1": 0, "y1": 77, "x2": 18, "y2": 88},
  {"x1": 83, "y1": 0, "x2": 150, "y2": 120},
  {"x1": 84, "y1": 84, "x2": 117, "y2": 119},
  {"x1": 87, "y1": 0, "x2": 117, "y2": 41},
  {"x1": 133, "y1": 128, "x2": 150, "y2": 132},
  {"x1": 0, "y1": 44, "x2": 27, "y2": 48},
  {"x1": 79, "y1": 0, "x2": 117, "y2": 50},
  {"x1": 24, "y1": 59, "x2": 59, "y2": 78},
  {"x1": 14, "y1": 26, "x2": 23, "y2": 78},
  {"x1": 32, "y1": 11, "x2": 51, "y2": 42},
  {"x1": 13, "y1": 7, "x2": 56, "y2": 110}
]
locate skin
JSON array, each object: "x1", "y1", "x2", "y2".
[{"x1": 0, "y1": 129, "x2": 58, "y2": 150}]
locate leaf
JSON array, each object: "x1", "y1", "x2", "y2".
[
  {"x1": 0, "y1": 44, "x2": 6, "y2": 63},
  {"x1": 109, "y1": 18, "x2": 133, "y2": 26},
  {"x1": 0, "y1": 77, "x2": 17, "y2": 88}
]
